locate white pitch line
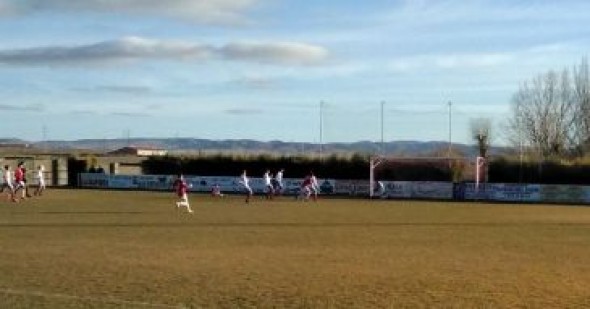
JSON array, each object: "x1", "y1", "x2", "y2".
[{"x1": 0, "y1": 288, "x2": 188, "y2": 309}]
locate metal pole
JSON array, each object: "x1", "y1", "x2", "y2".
[
  {"x1": 380, "y1": 101, "x2": 385, "y2": 155},
  {"x1": 448, "y1": 101, "x2": 452, "y2": 159},
  {"x1": 42, "y1": 125, "x2": 48, "y2": 152},
  {"x1": 519, "y1": 109, "x2": 524, "y2": 184},
  {"x1": 319, "y1": 101, "x2": 324, "y2": 158}
]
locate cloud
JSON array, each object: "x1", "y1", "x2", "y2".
[
  {"x1": 0, "y1": 0, "x2": 260, "y2": 25},
  {"x1": 67, "y1": 110, "x2": 149, "y2": 117},
  {"x1": 220, "y1": 42, "x2": 328, "y2": 65},
  {"x1": 234, "y1": 75, "x2": 276, "y2": 89},
  {"x1": 110, "y1": 112, "x2": 150, "y2": 118},
  {"x1": 0, "y1": 37, "x2": 329, "y2": 67},
  {"x1": 0, "y1": 1, "x2": 17, "y2": 15},
  {"x1": 0, "y1": 103, "x2": 44, "y2": 111},
  {"x1": 433, "y1": 53, "x2": 513, "y2": 69},
  {"x1": 388, "y1": 52, "x2": 513, "y2": 72},
  {"x1": 224, "y1": 108, "x2": 263, "y2": 115},
  {"x1": 0, "y1": 37, "x2": 211, "y2": 66},
  {"x1": 74, "y1": 85, "x2": 153, "y2": 95},
  {"x1": 386, "y1": 0, "x2": 590, "y2": 27},
  {"x1": 69, "y1": 110, "x2": 98, "y2": 116}
]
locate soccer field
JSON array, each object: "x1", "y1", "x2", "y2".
[{"x1": 1, "y1": 190, "x2": 589, "y2": 308}]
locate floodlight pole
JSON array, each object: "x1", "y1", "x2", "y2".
[
  {"x1": 447, "y1": 101, "x2": 452, "y2": 159},
  {"x1": 380, "y1": 101, "x2": 385, "y2": 155},
  {"x1": 369, "y1": 157, "x2": 383, "y2": 199},
  {"x1": 518, "y1": 106, "x2": 524, "y2": 185},
  {"x1": 319, "y1": 101, "x2": 324, "y2": 159},
  {"x1": 42, "y1": 124, "x2": 48, "y2": 152}
]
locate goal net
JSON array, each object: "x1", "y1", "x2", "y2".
[{"x1": 369, "y1": 156, "x2": 486, "y2": 198}]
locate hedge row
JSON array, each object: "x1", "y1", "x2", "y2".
[
  {"x1": 489, "y1": 158, "x2": 590, "y2": 185},
  {"x1": 141, "y1": 154, "x2": 454, "y2": 181},
  {"x1": 71, "y1": 154, "x2": 590, "y2": 184}
]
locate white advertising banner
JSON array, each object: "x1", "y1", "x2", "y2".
[
  {"x1": 463, "y1": 183, "x2": 541, "y2": 202},
  {"x1": 334, "y1": 180, "x2": 368, "y2": 196},
  {"x1": 462, "y1": 183, "x2": 490, "y2": 200},
  {"x1": 81, "y1": 174, "x2": 590, "y2": 204},
  {"x1": 412, "y1": 182, "x2": 454, "y2": 199},
  {"x1": 381, "y1": 181, "x2": 453, "y2": 199},
  {"x1": 382, "y1": 181, "x2": 412, "y2": 198},
  {"x1": 79, "y1": 173, "x2": 336, "y2": 194},
  {"x1": 540, "y1": 185, "x2": 587, "y2": 204},
  {"x1": 79, "y1": 173, "x2": 109, "y2": 188}
]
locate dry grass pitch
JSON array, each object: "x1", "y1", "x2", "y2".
[{"x1": 1, "y1": 189, "x2": 590, "y2": 308}]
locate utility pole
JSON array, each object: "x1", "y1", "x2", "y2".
[
  {"x1": 319, "y1": 101, "x2": 324, "y2": 158},
  {"x1": 125, "y1": 129, "x2": 131, "y2": 147},
  {"x1": 447, "y1": 101, "x2": 452, "y2": 159},
  {"x1": 42, "y1": 125, "x2": 48, "y2": 152},
  {"x1": 380, "y1": 101, "x2": 385, "y2": 156}
]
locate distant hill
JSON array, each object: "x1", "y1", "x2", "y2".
[{"x1": 24, "y1": 138, "x2": 508, "y2": 157}]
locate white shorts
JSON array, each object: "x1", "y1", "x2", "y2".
[
  {"x1": 300, "y1": 185, "x2": 311, "y2": 195},
  {"x1": 1, "y1": 182, "x2": 13, "y2": 191},
  {"x1": 15, "y1": 181, "x2": 25, "y2": 189}
]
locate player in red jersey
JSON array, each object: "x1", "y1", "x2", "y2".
[
  {"x1": 298, "y1": 172, "x2": 314, "y2": 201},
  {"x1": 172, "y1": 174, "x2": 193, "y2": 213},
  {"x1": 12, "y1": 162, "x2": 26, "y2": 202}
]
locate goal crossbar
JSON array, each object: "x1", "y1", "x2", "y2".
[{"x1": 369, "y1": 156, "x2": 486, "y2": 198}]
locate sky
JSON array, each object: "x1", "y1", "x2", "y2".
[{"x1": 0, "y1": 0, "x2": 589, "y2": 145}]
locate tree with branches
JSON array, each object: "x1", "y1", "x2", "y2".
[
  {"x1": 508, "y1": 69, "x2": 577, "y2": 159},
  {"x1": 470, "y1": 117, "x2": 492, "y2": 158}
]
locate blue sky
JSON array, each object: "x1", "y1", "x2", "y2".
[{"x1": 1, "y1": 0, "x2": 589, "y2": 144}]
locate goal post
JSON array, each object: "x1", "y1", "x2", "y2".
[
  {"x1": 475, "y1": 156, "x2": 486, "y2": 192},
  {"x1": 369, "y1": 156, "x2": 486, "y2": 198},
  {"x1": 369, "y1": 156, "x2": 383, "y2": 198}
]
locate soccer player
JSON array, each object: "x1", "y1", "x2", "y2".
[
  {"x1": 22, "y1": 165, "x2": 32, "y2": 198},
  {"x1": 263, "y1": 170, "x2": 274, "y2": 199},
  {"x1": 374, "y1": 181, "x2": 386, "y2": 199},
  {"x1": 13, "y1": 162, "x2": 26, "y2": 202},
  {"x1": 172, "y1": 174, "x2": 193, "y2": 213},
  {"x1": 239, "y1": 170, "x2": 253, "y2": 203},
  {"x1": 298, "y1": 173, "x2": 313, "y2": 201},
  {"x1": 211, "y1": 184, "x2": 224, "y2": 197},
  {"x1": 273, "y1": 169, "x2": 284, "y2": 196},
  {"x1": 0, "y1": 165, "x2": 14, "y2": 200},
  {"x1": 310, "y1": 172, "x2": 320, "y2": 201},
  {"x1": 34, "y1": 165, "x2": 46, "y2": 196}
]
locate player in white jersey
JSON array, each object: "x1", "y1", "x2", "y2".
[
  {"x1": 310, "y1": 173, "x2": 320, "y2": 200},
  {"x1": 273, "y1": 169, "x2": 284, "y2": 196},
  {"x1": 211, "y1": 184, "x2": 224, "y2": 198},
  {"x1": 374, "y1": 181, "x2": 385, "y2": 199},
  {"x1": 239, "y1": 170, "x2": 253, "y2": 203},
  {"x1": 34, "y1": 165, "x2": 46, "y2": 196},
  {"x1": 1, "y1": 165, "x2": 14, "y2": 200},
  {"x1": 263, "y1": 170, "x2": 274, "y2": 199}
]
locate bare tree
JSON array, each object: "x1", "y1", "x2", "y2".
[
  {"x1": 508, "y1": 69, "x2": 576, "y2": 159},
  {"x1": 571, "y1": 58, "x2": 590, "y2": 155},
  {"x1": 470, "y1": 117, "x2": 492, "y2": 158}
]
